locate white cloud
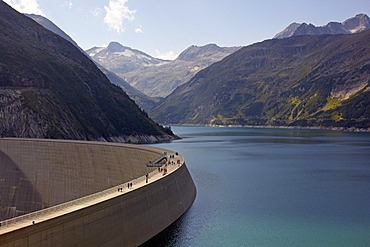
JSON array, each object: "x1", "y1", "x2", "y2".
[
  {"x1": 4, "y1": 0, "x2": 45, "y2": 15},
  {"x1": 155, "y1": 49, "x2": 178, "y2": 60},
  {"x1": 91, "y1": 7, "x2": 103, "y2": 17},
  {"x1": 68, "y1": 0, "x2": 73, "y2": 10},
  {"x1": 104, "y1": 0, "x2": 136, "y2": 33},
  {"x1": 135, "y1": 25, "x2": 143, "y2": 33}
]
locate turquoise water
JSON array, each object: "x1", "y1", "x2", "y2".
[{"x1": 143, "y1": 126, "x2": 370, "y2": 247}]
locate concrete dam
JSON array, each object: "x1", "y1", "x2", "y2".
[{"x1": 0, "y1": 138, "x2": 196, "y2": 246}]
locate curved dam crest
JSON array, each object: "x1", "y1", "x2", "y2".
[{"x1": 0, "y1": 138, "x2": 196, "y2": 247}]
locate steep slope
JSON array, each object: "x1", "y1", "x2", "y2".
[
  {"x1": 102, "y1": 68, "x2": 161, "y2": 110},
  {"x1": 151, "y1": 31, "x2": 370, "y2": 129},
  {"x1": 274, "y1": 14, "x2": 370, "y2": 39},
  {"x1": 26, "y1": 14, "x2": 158, "y2": 112},
  {"x1": 123, "y1": 44, "x2": 241, "y2": 97},
  {"x1": 0, "y1": 2, "x2": 175, "y2": 142},
  {"x1": 25, "y1": 14, "x2": 81, "y2": 52}
]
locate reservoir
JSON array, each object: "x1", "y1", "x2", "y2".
[{"x1": 145, "y1": 126, "x2": 370, "y2": 246}]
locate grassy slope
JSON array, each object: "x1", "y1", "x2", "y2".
[{"x1": 151, "y1": 31, "x2": 370, "y2": 129}]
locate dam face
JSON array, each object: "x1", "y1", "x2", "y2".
[{"x1": 0, "y1": 139, "x2": 196, "y2": 247}]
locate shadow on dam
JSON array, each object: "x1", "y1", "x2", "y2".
[{"x1": 0, "y1": 150, "x2": 43, "y2": 221}]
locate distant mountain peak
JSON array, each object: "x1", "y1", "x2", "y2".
[
  {"x1": 177, "y1": 43, "x2": 227, "y2": 61},
  {"x1": 342, "y1": 13, "x2": 370, "y2": 33},
  {"x1": 107, "y1": 41, "x2": 126, "y2": 52},
  {"x1": 274, "y1": 14, "x2": 370, "y2": 39},
  {"x1": 86, "y1": 42, "x2": 169, "y2": 75},
  {"x1": 273, "y1": 22, "x2": 301, "y2": 39}
]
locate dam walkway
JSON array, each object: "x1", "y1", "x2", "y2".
[{"x1": 0, "y1": 151, "x2": 184, "y2": 235}]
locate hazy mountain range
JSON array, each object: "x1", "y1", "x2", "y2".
[
  {"x1": 0, "y1": 1, "x2": 175, "y2": 142},
  {"x1": 151, "y1": 30, "x2": 370, "y2": 129},
  {"x1": 274, "y1": 14, "x2": 370, "y2": 39},
  {"x1": 88, "y1": 43, "x2": 240, "y2": 97}
]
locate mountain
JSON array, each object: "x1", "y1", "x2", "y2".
[
  {"x1": 102, "y1": 68, "x2": 161, "y2": 110},
  {"x1": 26, "y1": 14, "x2": 158, "y2": 112},
  {"x1": 273, "y1": 22, "x2": 304, "y2": 39},
  {"x1": 87, "y1": 42, "x2": 169, "y2": 75},
  {"x1": 151, "y1": 30, "x2": 370, "y2": 129},
  {"x1": 0, "y1": 1, "x2": 175, "y2": 142},
  {"x1": 274, "y1": 14, "x2": 370, "y2": 39},
  {"x1": 122, "y1": 44, "x2": 241, "y2": 97},
  {"x1": 25, "y1": 14, "x2": 81, "y2": 51}
]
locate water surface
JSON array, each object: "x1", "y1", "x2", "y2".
[{"x1": 143, "y1": 126, "x2": 370, "y2": 247}]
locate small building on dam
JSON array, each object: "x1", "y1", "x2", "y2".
[{"x1": 0, "y1": 138, "x2": 196, "y2": 246}]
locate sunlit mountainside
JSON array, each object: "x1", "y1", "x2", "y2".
[{"x1": 151, "y1": 30, "x2": 370, "y2": 130}]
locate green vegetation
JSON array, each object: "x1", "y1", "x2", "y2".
[
  {"x1": 151, "y1": 29, "x2": 370, "y2": 129},
  {"x1": 331, "y1": 112, "x2": 343, "y2": 121},
  {"x1": 322, "y1": 98, "x2": 342, "y2": 111},
  {"x1": 209, "y1": 114, "x2": 224, "y2": 125}
]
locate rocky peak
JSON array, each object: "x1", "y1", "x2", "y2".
[
  {"x1": 177, "y1": 44, "x2": 224, "y2": 61},
  {"x1": 273, "y1": 22, "x2": 301, "y2": 39},
  {"x1": 342, "y1": 13, "x2": 370, "y2": 33},
  {"x1": 107, "y1": 41, "x2": 126, "y2": 52}
]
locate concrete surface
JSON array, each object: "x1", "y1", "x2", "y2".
[{"x1": 0, "y1": 139, "x2": 196, "y2": 246}]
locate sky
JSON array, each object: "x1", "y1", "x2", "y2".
[{"x1": 3, "y1": 0, "x2": 370, "y2": 60}]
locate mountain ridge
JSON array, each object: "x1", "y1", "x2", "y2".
[
  {"x1": 121, "y1": 43, "x2": 241, "y2": 97},
  {"x1": 274, "y1": 13, "x2": 370, "y2": 39}
]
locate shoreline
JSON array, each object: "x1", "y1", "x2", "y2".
[{"x1": 168, "y1": 124, "x2": 370, "y2": 133}]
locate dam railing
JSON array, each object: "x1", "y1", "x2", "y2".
[{"x1": 0, "y1": 151, "x2": 184, "y2": 231}]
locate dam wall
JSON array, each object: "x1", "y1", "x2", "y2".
[
  {"x1": 0, "y1": 139, "x2": 196, "y2": 246},
  {"x1": 0, "y1": 139, "x2": 161, "y2": 219}
]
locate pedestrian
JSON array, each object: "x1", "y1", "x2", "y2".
[
  {"x1": 127, "y1": 183, "x2": 129, "y2": 189},
  {"x1": 130, "y1": 182, "x2": 132, "y2": 188}
]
